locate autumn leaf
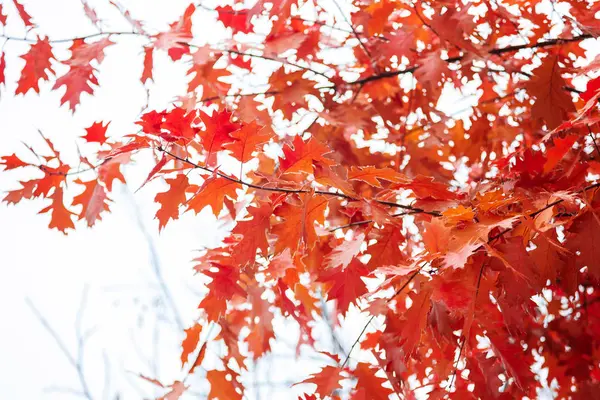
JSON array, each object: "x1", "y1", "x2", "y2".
[
  {"x1": 224, "y1": 121, "x2": 273, "y2": 166},
  {"x1": 71, "y1": 178, "x2": 110, "y2": 227},
  {"x1": 139, "y1": 154, "x2": 168, "y2": 190},
  {"x1": 158, "y1": 381, "x2": 187, "y2": 400},
  {"x1": 216, "y1": 6, "x2": 253, "y2": 34},
  {"x1": 365, "y1": 0, "x2": 396, "y2": 36},
  {"x1": 326, "y1": 233, "x2": 365, "y2": 269},
  {"x1": 16, "y1": 38, "x2": 55, "y2": 94},
  {"x1": 297, "y1": 365, "x2": 344, "y2": 398},
  {"x1": 181, "y1": 322, "x2": 202, "y2": 367},
  {"x1": 207, "y1": 369, "x2": 242, "y2": 400},
  {"x1": 366, "y1": 227, "x2": 407, "y2": 270},
  {"x1": 527, "y1": 54, "x2": 576, "y2": 130},
  {"x1": 0, "y1": 52, "x2": 6, "y2": 86},
  {"x1": 352, "y1": 363, "x2": 393, "y2": 400},
  {"x1": 199, "y1": 109, "x2": 239, "y2": 167},
  {"x1": 272, "y1": 194, "x2": 328, "y2": 253},
  {"x1": 198, "y1": 263, "x2": 246, "y2": 321},
  {"x1": 154, "y1": 4, "x2": 195, "y2": 61},
  {"x1": 279, "y1": 135, "x2": 335, "y2": 175},
  {"x1": 38, "y1": 186, "x2": 75, "y2": 233},
  {"x1": 187, "y1": 174, "x2": 240, "y2": 216},
  {"x1": 154, "y1": 175, "x2": 189, "y2": 230},
  {"x1": 230, "y1": 202, "x2": 273, "y2": 263},
  {"x1": 348, "y1": 166, "x2": 408, "y2": 188},
  {"x1": 442, "y1": 205, "x2": 475, "y2": 224},
  {"x1": 82, "y1": 121, "x2": 110, "y2": 144},
  {"x1": 566, "y1": 210, "x2": 600, "y2": 278},
  {"x1": 0, "y1": 154, "x2": 30, "y2": 170},
  {"x1": 12, "y1": 0, "x2": 34, "y2": 27},
  {"x1": 320, "y1": 259, "x2": 369, "y2": 314},
  {"x1": 53, "y1": 38, "x2": 114, "y2": 111},
  {"x1": 141, "y1": 46, "x2": 154, "y2": 83}
]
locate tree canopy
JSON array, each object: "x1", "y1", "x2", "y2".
[{"x1": 2, "y1": 0, "x2": 600, "y2": 398}]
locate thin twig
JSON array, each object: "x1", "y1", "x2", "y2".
[
  {"x1": 126, "y1": 189, "x2": 185, "y2": 331},
  {"x1": 330, "y1": 0, "x2": 375, "y2": 67},
  {"x1": 588, "y1": 126, "x2": 600, "y2": 158},
  {"x1": 25, "y1": 296, "x2": 94, "y2": 400},
  {"x1": 340, "y1": 265, "x2": 425, "y2": 369},
  {"x1": 321, "y1": 33, "x2": 593, "y2": 89}
]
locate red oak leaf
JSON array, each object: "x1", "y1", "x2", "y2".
[
  {"x1": 1, "y1": 154, "x2": 29, "y2": 170},
  {"x1": 224, "y1": 121, "x2": 273, "y2": 165},
  {"x1": 82, "y1": 121, "x2": 110, "y2": 144},
  {"x1": 154, "y1": 174, "x2": 189, "y2": 231},
  {"x1": 297, "y1": 365, "x2": 344, "y2": 398},
  {"x1": 186, "y1": 174, "x2": 240, "y2": 216},
  {"x1": 348, "y1": 166, "x2": 408, "y2": 188},
  {"x1": 527, "y1": 54, "x2": 576, "y2": 130},
  {"x1": 16, "y1": 38, "x2": 55, "y2": 94},
  {"x1": 199, "y1": 109, "x2": 240, "y2": 167},
  {"x1": 352, "y1": 363, "x2": 394, "y2": 400},
  {"x1": 71, "y1": 178, "x2": 110, "y2": 227},
  {"x1": 216, "y1": 6, "x2": 253, "y2": 34},
  {"x1": 207, "y1": 369, "x2": 243, "y2": 400},
  {"x1": 181, "y1": 322, "x2": 202, "y2": 367},
  {"x1": 154, "y1": 4, "x2": 195, "y2": 61},
  {"x1": 53, "y1": 38, "x2": 114, "y2": 111},
  {"x1": 12, "y1": 0, "x2": 34, "y2": 27},
  {"x1": 326, "y1": 233, "x2": 365, "y2": 269},
  {"x1": 141, "y1": 46, "x2": 154, "y2": 83},
  {"x1": 279, "y1": 135, "x2": 335, "y2": 175},
  {"x1": 38, "y1": 186, "x2": 75, "y2": 234},
  {"x1": 272, "y1": 194, "x2": 328, "y2": 253},
  {"x1": 320, "y1": 259, "x2": 369, "y2": 314}
]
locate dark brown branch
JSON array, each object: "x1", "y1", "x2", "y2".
[
  {"x1": 328, "y1": 34, "x2": 593, "y2": 88},
  {"x1": 448, "y1": 261, "x2": 485, "y2": 391},
  {"x1": 328, "y1": 211, "x2": 419, "y2": 232},
  {"x1": 588, "y1": 126, "x2": 600, "y2": 158},
  {"x1": 159, "y1": 147, "x2": 438, "y2": 215},
  {"x1": 221, "y1": 48, "x2": 332, "y2": 79},
  {"x1": 487, "y1": 181, "x2": 600, "y2": 244}
]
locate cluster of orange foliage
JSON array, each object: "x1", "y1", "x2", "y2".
[{"x1": 2, "y1": 0, "x2": 600, "y2": 398}]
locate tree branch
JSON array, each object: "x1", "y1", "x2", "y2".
[
  {"x1": 328, "y1": 33, "x2": 593, "y2": 88},
  {"x1": 158, "y1": 147, "x2": 439, "y2": 216}
]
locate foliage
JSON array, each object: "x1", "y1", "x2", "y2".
[{"x1": 2, "y1": 0, "x2": 600, "y2": 398}]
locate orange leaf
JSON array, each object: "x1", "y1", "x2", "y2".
[
  {"x1": 38, "y1": 186, "x2": 75, "y2": 234},
  {"x1": 224, "y1": 121, "x2": 273, "y2": 165},
  {"x1": 0, "y1": 154, "x2": 29, "y2": 170},
  {"x1": 279, "y1": 135, "x2": 335, "y2": 175},
  {"x1": 187, "y1": 174, "x2": 240, "y2": 216},
  {"x1": 352, "y1": 363, "x2": 393, "y2": 400},
  {"x1": 154, "y1": 175, "x2": 189, "y2": 230},
  {"x1": 207, "y1": 369, "x2": 243, "y2": 400},
  {"x1": 348, "y1": 166, "x2": 407, "y2": 188},
  {"x1": 297, "y1": 365, "x2": 344, "y2": 398},
  {"x1": 181, "y1": 323, "x2": 202, "y2": 367}
]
